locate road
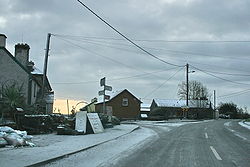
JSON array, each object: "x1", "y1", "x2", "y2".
[
  {"x1": 44, "y1": 119, "x2": 250, "y2": 167},
  {"x1": 114, "y1": 119, "x2": 250, "y2": 167}
]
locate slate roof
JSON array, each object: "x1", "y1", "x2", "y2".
[{"x1": 0, "y1": 46, "x2": 52, "y2": 91}]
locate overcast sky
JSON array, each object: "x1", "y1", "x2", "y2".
[{"x1": 1, "y1": 0, "x2": 250, "y2": 112}]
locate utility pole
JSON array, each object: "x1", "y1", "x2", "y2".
[
  {"x1": 67, "y1": 99, "x2": 70, "y2": 117},
  {"x1": 186, "y1": 63, "x2": 189, "y2": 107},
  {"x1": 213, "y1": 90, "x2": 216, "y2": 110},
  {"x1": 42, "y1": 33, "x2": 51, "y2": 100}
]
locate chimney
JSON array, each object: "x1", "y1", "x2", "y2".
[
  {"x1": 15, "y1": 43, "x2": 30, "y2": 67},
  {"x1": 0, "y1": 34, "x2": 7, "y2": 48}
]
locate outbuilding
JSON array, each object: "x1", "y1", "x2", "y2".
[
  {"x1": 150, "y1": 99, "x2": 213, "y2": 119},
  {"x1": 95, "y1": 89, "x2": 141, "y2": 120}
]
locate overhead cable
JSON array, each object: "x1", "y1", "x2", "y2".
[
  {"x1": 52, "y1": 67, "x2": 180, "y2": 85},
  {"x1": 75, "y1": 0, "x2": 184, "y2": 67},
  {"x1": 143, "y1": 67, "x2": 184, "y2": 99},
  {"x1": 190, "y1": 65, "x2": 250, "y2": 86},
  {"x1": 218, "y1": 89, "x2": 250, "y2": 99},
  {"x1": 52, "y1": 34, "x2": 250, "y2": 43},
  {"x1": 53, "y1": 34, "x2": 250, "y2": 62}
]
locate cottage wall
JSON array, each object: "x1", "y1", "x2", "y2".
[
  {"x1": 0, "y1": 49, "x2": 29, "y2": 103},
  {"x1": 30, "y1": 80, "x2": 41, "y2": 105},
  {"x1": 96, "y1": 90, "x2": 141, "y2": 120}
]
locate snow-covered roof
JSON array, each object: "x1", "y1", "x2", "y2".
[
  {"x1": 96, "y1": 90, "x2": 123, "y2": 104},
  {"x1": 153, "y1": 99, "x2": 210, "y2": 108},
  {"x1": 141, "y1": 103, "x2": 151, "y2": 108},
  {"x1": 140, "y1": 103, "x2": 151, "y2": 112},
  {"x1": 96, "y1": 89, "x2": 141, "y2": 104}
]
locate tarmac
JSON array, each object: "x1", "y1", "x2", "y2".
[{"x1": 0, "y1": 124, "x2": 139, "y2": 167}]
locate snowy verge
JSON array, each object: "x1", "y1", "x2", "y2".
[
  {"x1": 0, "y1": 124, "x2": 140, "y2": 167},
  {"x1": 96, "y1": 127, "x2": 158, "y2": 167},
  {"x1": 224, "y1": 121, "x2": 248, "y2": 141},
  {"x1": 239, "y1": 121, "x2": 250, "y2": 130},
  {"x1": 43, "y1": 127, "x2": 158, "y2": 167}
]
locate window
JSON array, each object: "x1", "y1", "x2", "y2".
[
  {"x1": 33, "y1": 82, "x2": 36, "y2": 98},
  {"x1": 122, "y1": 98, "x2": 128, "y2": 106}
]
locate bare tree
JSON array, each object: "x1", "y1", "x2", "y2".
[{"x1": 178, "y1": 80, "x2": 210, "y2": 100}]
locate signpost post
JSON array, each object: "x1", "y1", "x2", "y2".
[{"x1": 99, "y1": 77, "x2": 112, "y2": 120}]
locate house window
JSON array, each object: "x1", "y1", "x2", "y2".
[
  {"x1": 122, "y1": 98, "x2": 128, "y2": 106},
  {"x1": 33, "y1": 83, "x2": 36, "y2": 98}
]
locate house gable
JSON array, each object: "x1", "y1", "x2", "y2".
[
  {"x1": 0, "y1": 47, "x2": 30, "y2": 74},
  {"x1": 0, "y1": 47, "x2": 30, "y2": 102},
  {"x1": 95, "y1": 89, "x2": 141, "y2": 120}
]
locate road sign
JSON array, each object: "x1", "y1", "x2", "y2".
[
  {"x1": 98, "y1": 90, "x2": 105, "y2": 96},
  {"x1": 100, "y1": 77, "x2": 105, "y2": 86},
  {"x1": 105, "y1": 85, "x2": 112, "y2": 91},
  {"x1": 75, "y1": 111, "x2": 87, "y2": 133},
  {"x1": 104, "y1": 95, "x2": 110, "y2": 100},
  {"x1": 87, "y1": 113, "x2": 104, "y2": 134}
]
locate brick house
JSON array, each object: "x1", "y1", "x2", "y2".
[
  {"x1": 150, "y1": 99, "x2": 213, "y2": 119},
  {"x1": 95, "y1": 89, "x2": 141, "y2": 120},
  {"x1": 0, "y1": 34, "x2": 53, "y2": 114}
]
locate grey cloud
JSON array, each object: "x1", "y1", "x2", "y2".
[{"x1": 0, "y1": 0, "x2": 249, "y2": 110}]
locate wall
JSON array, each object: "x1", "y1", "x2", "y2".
[
  {"x1": 30, "y1": 80, "x2": 41, "y2": 105},
  {"x1": 150, "y1": 106, "x2": 214, "y2": 119},
  {"x1": 96, "y1": 90, "x2": 140, "y2": 120},
  {"x1": 0, "y1": 49, "x2": 29, "y2": 103}
]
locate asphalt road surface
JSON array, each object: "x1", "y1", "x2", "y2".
[
  {"x1": 113, "y1": 120, "x2": 250, "y2": 167},
  {"x1": 44, "y1": 119, "x2": 250, "y2": 167}
]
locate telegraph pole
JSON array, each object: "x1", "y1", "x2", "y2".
[
  {"x1": 42, "y1": 33, "x2": 51, "y2": 100},
  {"x1": 213, "y1": 90, "x2": 216, "y2": 110},
  {"x1": 186, "y1": 63, "x2": 189, "y2": 107}
]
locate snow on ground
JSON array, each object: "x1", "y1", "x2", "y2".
[
  {"x1": 44, "y1": 127, "x2": 158, "y2": 167},
  {"x1": 224, "y1": 121, "x2": 231, "y2": 127},
  {"x1": 243, "y1": 121, "x2": 250, "y2": 126},
  {"x1": 239, "y1": 121, "x2": 250, "y2": 130},
  {"x1": 224, "y1": 121, "x2": 249, "y2": 141},
  {"x1": 129, "y1": 119, "x2": 209, "y2": 127}
]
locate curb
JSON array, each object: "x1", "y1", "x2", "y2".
[{"x1": 26, "y1": 125, "x2": 139, "y2": 167}]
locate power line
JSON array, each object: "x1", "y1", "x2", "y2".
[
  {"x1": 54, "y1": 34, "x2": 142, "y2": 55},
  {"x1": 53, "y1": 34, "x2": 250, "y2": 62},
  {"x1": 52, "y1": 35, "x2": 145, "y2": 74},
  {"x1": 52, "y1": 35, "x2": 181, "y2": 80},
  {"x1": 143, "y1": 67, "x2": 184, "y2": 99},
  {"x1": 75, "y1": 0, "x2": 184, "y2": 67},
  {"x1": 191, "y1": 65, "x2": 250, "y2": 86},
  {"x1": 218, "y1": 89, "x2": 250, "y2": 99},
  {"x1": 51, "y1": 34, "x2": 250, "y2": 43},
  {"x1": 195, "y1": 69, "x2": 250, "y2": 77},
  {"x1": 52, "y1": 67, "x2": 180, "y2": 85}
]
